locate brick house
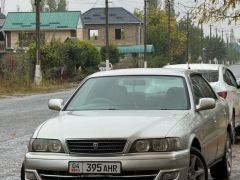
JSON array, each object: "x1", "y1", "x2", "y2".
[
  {"x1": 82, "y1": 7, "x2": 144, "y2": 46},
  {"x1": 2, "y1": 11, "x2": 83, "y2": 49}
]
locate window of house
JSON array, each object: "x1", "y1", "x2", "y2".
[
  {"x1": 115, "y1": 28, "x2": 125, "y2": 40},
  {"x1": 18, "y1": 32, "x2": 45, "y2": 47},
  {"x1": 88, "y1": 29, "x2": 98, "y2": 40},
  {"x1": 71, "y1": 30, "x2": 77, "y2": 37}
]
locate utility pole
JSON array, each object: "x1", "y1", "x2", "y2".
[
  {"x1": 186, "y1": 12, "x2": 190, "y2": 64},
  {"x1": 226, "y1": 33, "x2": 229, "y2": 47},
  {"x1": 210, "y1": 24, "x2": 212, "y2": 39},
  {"x1": 144, "y1": 0, "x2": 147, "y2": 68},
  {"x1": 34, "y1": 0, "x2": 42, "y2": 85},
  {"x1": 168, "y1": 0, "x2": 171, "y2": 63},
  {"x1": 105, "y1": 0, "x2": 110, "y2": 70},
  {"x1": 222, "y1": 30, "x2": 224, "y2": 41},
  {"x1": 200, "y1": 23, "x2": 204, "y2": 62},
  {"x1": 215, "y1": 28, "x2": 217, "y2": 38}
]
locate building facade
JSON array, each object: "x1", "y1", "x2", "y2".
[
  {"x1": 82, "y1": 7, "x2": 143, "y2": 46},
  {"x1": 3, "y1": 11, "x2": 83, "y2": 49}
]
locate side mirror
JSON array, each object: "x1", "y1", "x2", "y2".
[
  {"x1": 196, "y1": 98, "x2": 216, "y2": 112},
  {"x1": 48, "y1": 99, "x2": 64, "y2": 111}
]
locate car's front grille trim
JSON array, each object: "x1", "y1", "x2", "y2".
[
  {"x1": 40, "y1": 174, "x2": 158, "y2": 178},
  {"x1": 66, "y1": 139, "x2": 127, "y2": 154},
  {"x1": 38, "y1": 170, "x2": 158, "y2": 180}
]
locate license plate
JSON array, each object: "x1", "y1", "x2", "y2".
[{"x1": 69, "y1": 162, "x2": 121, "y2": 174}]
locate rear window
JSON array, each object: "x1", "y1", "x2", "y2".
[{"x1": 196, "y1": 70, "x2": 219, "y2": 82}]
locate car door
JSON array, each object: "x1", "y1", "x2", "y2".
[
  {"x1": 225, "y1": 69, "x2": 240, "y2": 128},
  {"x1": 190, "y1": 74, "x2": 224, "y2": 164}
]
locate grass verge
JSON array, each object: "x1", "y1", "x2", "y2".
[{"x1": 0, "y1": 80, "x2": 78, "y2": 98}]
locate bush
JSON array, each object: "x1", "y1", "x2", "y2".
[
  {"x1": 63, "y1": 38, "x2": 101, "y2": 77},
  {"x1": 148, "y1": 55, "x2": 169, "y2": 68},
  {"x1": 100, "y1": 45, "x2": 120, "y2": 64},
  {"x1": 28, "y1": 40, "x2": 64, "y2": 79}
]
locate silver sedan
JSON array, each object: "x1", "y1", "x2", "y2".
[{"x1": 22, "y1": 68, "x2": 232, "y2": 180}]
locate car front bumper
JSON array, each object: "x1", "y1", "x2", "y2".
[{"x1": 24, "y1": 149, "x2": 190, "y2": 180}]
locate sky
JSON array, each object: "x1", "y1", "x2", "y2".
[{"x1": 3, "y1": 0, "x2": 240, "y2": 40}]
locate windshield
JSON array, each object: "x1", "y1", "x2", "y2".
[
  {"x1": 65, "y1": 76, "x2": 190, "y2": 111},
  {"x1": 196, "y1": 70, "x2": 219, "y2": 82}
]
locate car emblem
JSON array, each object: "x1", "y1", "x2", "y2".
[{"x1": 93, "y1": 142, "x2": 98, "y2": 150}]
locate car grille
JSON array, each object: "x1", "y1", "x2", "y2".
[
  {"x1": 66, "y1": 139, "x2": 127, "y2": 154},
  {"x1": 38, "y1": 170, "x2": 158, "y2": 180}
]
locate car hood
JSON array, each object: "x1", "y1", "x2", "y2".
[{"x1": 36, "y1": 110, "x2": 190, "y2": 139}]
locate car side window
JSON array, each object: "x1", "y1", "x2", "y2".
[
  {"x1": 191, "y1": 75, "x2": 217, "y2": 105},
  {"x1": 223, "y1": 69, "x2": 234, "y2": 87},
  {"x1": 226, "y1": 70, "x2": 238, "y2": 88}
]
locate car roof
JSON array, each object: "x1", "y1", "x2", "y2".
[
  {"x1": 164, "y1": 64, "x2": 223, "y2": 71},
  {"x1": 89, "y1": 68, "x2": 194, "y2": 78}
]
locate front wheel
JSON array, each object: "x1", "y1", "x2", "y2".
[
  {"x1": 210, "y1": 132, "x2": 232, "y2": 179},
  {"x1": 188, "y1": 147, "x2": 208, "y2": 180}
]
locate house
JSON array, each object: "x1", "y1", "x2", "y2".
[
  {"x1": 82, "y1": 7, "x2": 154, "y2": 56},
  {"x1": 2, "y1": 11, "x2": 83, "y2": 49},
  {"x1": 82, "y1": 7, "x2": 144, "y2": 46}
]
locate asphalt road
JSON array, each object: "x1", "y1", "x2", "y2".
[
  {"x1": 0, "y1": 89, "x2": 240, "y2": 180},
  {"x1": 0, "y1": 90, "x2": 74, "y2": 180}
]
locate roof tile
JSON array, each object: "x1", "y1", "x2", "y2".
[{"x1": 82, "y1": 7, "x2": 143, "y2": 25}]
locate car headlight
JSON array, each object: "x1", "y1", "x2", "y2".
[
  {"x1": 135, "y1": 140, "x2": 150, "y2": 152},
  {"x1": 31, "y1": 139, "x2": 64, "y2": 153},
  {"x1": 130, "y1": 138, "x2": 184, "y2": 153}
]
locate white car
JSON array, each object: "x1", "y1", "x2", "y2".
[
  {"x1": 165, "y1": 64, "x2": 240, "y2": 139},
  {"x1": 98, "y1": 61, "x2": 113, "y2": 71}
]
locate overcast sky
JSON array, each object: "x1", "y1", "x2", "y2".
[{"x1": 3, "y1": 0, "x2": 239, "y2": 40}]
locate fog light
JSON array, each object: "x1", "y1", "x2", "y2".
[
  {"x1": 162, "y1": 171, "x2": 179, "y2": 180},
  {"x1": 25, "y1": 171, "x2": 37, "y2": 180}
]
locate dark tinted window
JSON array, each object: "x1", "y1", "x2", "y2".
[
  {"x1": 226, "y1": 70, "x2": 238, "y2": 88},
  {"x1": 191, "y1": 75, "x2": 217, "y2": 104},
  {"x1": 224, "y1": 69, "x2": 234, "y2": 86},
  {"x1": 196, "y1": 70, "x2": 219, "y2": 82}
]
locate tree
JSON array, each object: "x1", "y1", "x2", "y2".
[
  {"x1": 100, "y1": 45, "x2": 120, "y2": 64},
  {"x1": 194, "y1": 0, "x2": 240, "y2": 23},
  {"x1": 63, "y1": 38, "x2": 101, "y2": 77},
  {"x1": 147, "y1": 4, "x2": 186, "y2": 64},
  {"x1": 134, "y1": 0, "x2": 186, "y2": 66},
  {"x1": 57, "y1": 0, "x2": 68, "y2": 11},
  {"x1": 226, "y1": 43, "x2": 240, "y2": 63},
  {"x1": 31, "y1": 0, "x2": 67, "y2": 12},
  {"x1": 204, "y1": 36, "x2": 227, "y2": 61},
  {"x1": 28, "y1": 40, "x2": 64, "y2": 79},
  {"x1": 177, "y1": 18, "x2": 202, "y2": 63},
  {"x1": 164, "y1": 0, "x2": 175, "y2": 19}
]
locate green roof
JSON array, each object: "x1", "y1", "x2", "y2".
[
  {"x1": 3, "y1": 11, "x2": 82, "y2": 30},
  {"x1": 118, "y1": 45, "x2": 154, "y2": 54}
]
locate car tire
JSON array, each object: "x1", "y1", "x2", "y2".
[
  {"x1": 232, "y1": 114, "x2": 236, "y2": 144},
  {"x1": 210, "y1": 132, "x2": 232, "y2": 179},
  {"x1": 188, "y1": 147, "x2": 208, "y2": 180},
  {"x1": 21, "y1": 162, "x2": 25, "y2": 180}
]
